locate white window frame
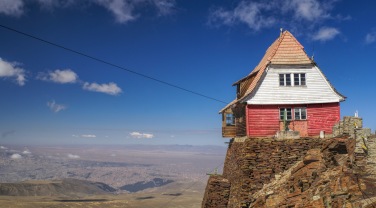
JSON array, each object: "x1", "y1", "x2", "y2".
[
  {"x1": 279, "y1": 108, "x2": 292, "y2": 120},
  {"x1": 279, "y1": 74, "x2": 291, "y2": 86},
  {"x1": 280, "y1": 73, "x2": 306, "y2": 87},
  {"x1": 294, "y1": 107, "x2": 307, "y2": 120},
  {"x1": 294, "y1": 73, "x2": 306, "y2": 86}
]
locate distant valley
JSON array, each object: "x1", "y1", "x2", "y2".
[{"x1": 0, "y1": 144, "x2": 226, "y2": 207}]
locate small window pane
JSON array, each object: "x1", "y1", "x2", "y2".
[
  {"x1": 279, "y1": 74, "x2": 284, "y2": 86},
  {"x1": 294, "y1": 74, "x2": 300, "y2": 85},
  {"x1": 286, "y1": 109, "x2": 292, "y2": 119},
  {"x1": 285, "y1": 74, "x2": 291, "y2": 86},
  {"x1": 226, "y1": 114, "x2": 235, "y2": 126},
  {"x1": 295, "y1": 110, "x2": 301, "y2": 120},
  {"x1": 280, "y1": 110, "x2": 284, "y2": 120},
  {"x1": 301, "y1": 74, "x2": 306, "y2": 85},
  {"x1": 301, "y1": 108, "x2": 307, "y2": 119}
]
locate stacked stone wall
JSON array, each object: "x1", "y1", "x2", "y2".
[
  {"x1": 202, "y1": 116, "x2": 374, "y2": 208},
  {"x1": 333, "y1": 116, "x2": 372, "y2": 169},
  {"x1": 202, "y1": 138, "x2": 322, "y2": 208},
  {"x1": 333, "y1": 116, "x2": 363, "y2": 137},
  {"x1": 248, "y1": 136, "x2": 369, "y2": 208},
  {"x1": 201, "y1": 175, "x2": 230, "y2": 208}
]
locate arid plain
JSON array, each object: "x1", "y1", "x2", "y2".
[{"x1": 0, "y1": 144, "x2": 226, "y2": 207}]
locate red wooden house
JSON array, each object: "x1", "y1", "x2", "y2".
[{"x1": 221, "y1": 30, "x2": 346, "y2": 138}]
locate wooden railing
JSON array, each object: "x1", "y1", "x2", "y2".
[{"x1": 222, "y1": 126, "x2": 236, "y2": 138}]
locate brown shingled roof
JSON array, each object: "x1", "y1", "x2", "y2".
[{"x1": 220, "y1": 30, "x2": 313, "y2": 113}]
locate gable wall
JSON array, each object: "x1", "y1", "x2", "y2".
[{"x1": 246, "y1": 65, "x2": 343, "y2": 105}]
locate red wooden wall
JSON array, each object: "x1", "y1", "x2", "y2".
[
  {"x1": 307, "y1": 102, "x2": 340, "y2": 136},
  {"x1": 246, "y1": 103, "x2": 340, "y2": 137},
  {"x1": 246, "y1": 105, "x2": 280, "y2": 137}
]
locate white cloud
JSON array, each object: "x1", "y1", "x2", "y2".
[
  {"x1": 209, "y1": 1, "x2": 275, "y2": 31},
  {"x1": 0, "y1": 146, "x2": 7, "y2": 150},
  {"x1": 285, "y1": 0, "x2": 329, "y2": 22},
  {"x1": 152, "y1": 0, "x2": 176, "y2": 16},
  {"x1": 67, "y1": 153, "x2": 80, "y2": 159},
  {"x1": 365, "y1": 32, "x2": 376, "y2": 44},
  {"x1": 0, "y1": 0, "x2": 176, "y2": 23},
  {"x1": 22, "y1": 150, "x2": 31, "y2": 154},
  {"x1": 81, "y1": 134, "x2": 97, "y2": 138},
  {"x1": 83, "y1": 82, "x2": 122, "y2": 95},
  {"x1": 0, "y1": 0, "x2": 72, "y2": 16},
  {"x1": 38, "y1": 69, "x2": 78, "y2": 84},
  {"x1": 95, "y1": 0, "x2": 176, "y2": 23},
  {"x1": 95, "y1": 0, "x2": 137, "y2": 23},
  {"x1": 209, "y1": 0, "x2": 341, "y2": 33},
  {"x1": 0, "y1": 0, "x2": 24, "y2": 17},
  {"x1": 47, "y1": 100, "x2": 67, "y2": 113},
  {"x1": 10, "y1": 153, "x2": 22, "y2": 159},
  {"x1": 313, "y1": 27, "x2": 340, "y2": 41},
  {"x1": 0, "y1": 58, "x2": 26, "y2": 86},
  {"x1": 130, "y1": 131, "x2": 154, "y2": 139}
]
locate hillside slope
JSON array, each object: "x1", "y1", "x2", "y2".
[{"x1": 0, "y1": 178, "x2": 116, "y2": 197}]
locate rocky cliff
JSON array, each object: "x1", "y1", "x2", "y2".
[{"x1": 202, "y1": 117, "x2": 376, "y2": 208}]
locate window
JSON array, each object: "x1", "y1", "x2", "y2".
[
  {"x1": 279, "y1": 74, "x2": 291, "y2": 86},
  {"x1": 279, "y1": 108, "x2": 292, "y2": 120},
  {"x1": 225, "y1": 114, "x2": 235, "y2": 126},
  {"x1": 294, "y1": 73, "x2": 306, "y2": 86},
  {"x1": 280, "y1": 73, "x2": 306, "y2": 86},
  {"x1": 294, "y1": 108, "x2": 307, "y2": 120}
]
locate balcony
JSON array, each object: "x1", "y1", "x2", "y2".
[{"x1": 222, "y1": 125, "x2": 236, "y2": 138}]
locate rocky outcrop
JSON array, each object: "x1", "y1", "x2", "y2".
[
  {"x1": 249, "y1": 136, "x2": 371, "y2": 207},
  {"x1": 202, "y1": 137, "x2": 322, "y2": 208},
  {"x1": 202, "y1": 134, "x2": 376, "y2": 208}
]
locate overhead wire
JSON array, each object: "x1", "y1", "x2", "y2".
[
  {"x1": 0, "y1": 24, "x2": 230, "y2": 206},
  {"x1": 0, "y1": 24, "x2": 228, "y2": 104}
]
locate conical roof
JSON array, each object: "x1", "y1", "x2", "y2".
[
  {"x1": 270, "y1": 31, "x2": 312, "y2": 64},
  {"x1": 241, "y1": 31, "x2": 313, "y2": 98},
  {"x1": 220, "y1": 31, "x2": 313, "y2": 112}
]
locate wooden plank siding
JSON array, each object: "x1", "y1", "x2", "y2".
[
  {"x1": 233, "y1": 104, "x2": 247, "y2": 137},
  {"x1": 247, "y1": 105, "x2": 280, "y2": 137},
  {"x1": 221, "y1": 104, "x2": 247, "y2": 138},
  {"x1": 246, "y1": 66, "x2": 344, "y2": 105},
  {"x1": 237, "y1": 75, "x2": 256, "y2": 99},
  {"x1": 222, "y1": 126, "x2": 236, "y2": 138},
  {"x1": 222, "y1": 108, "x2": 236, "y2": 138},
  {"x1": 246, "y1": 103, "x2": 340, "y2": 137},
  {"x1": 307, "y1": 102, "x2": 340, "y2": 136}
]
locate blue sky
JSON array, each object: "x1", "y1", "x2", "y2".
[{"x1": 0, "y1": 0, "x2": 375, "y2": 146}]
